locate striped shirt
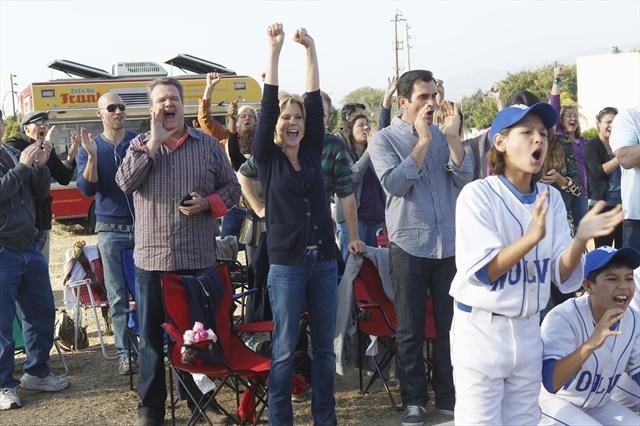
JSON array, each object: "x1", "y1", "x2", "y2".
[
  {"x1": 368, "y1": 117, "x2": 473, "y2": 259},
  {"x1": 115, "y1": 127, "x2": 240, "y2": 271}
]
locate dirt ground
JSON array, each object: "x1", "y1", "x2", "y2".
[{"x1": 1, "y1": 221, "x2": 452, "y2": 426}]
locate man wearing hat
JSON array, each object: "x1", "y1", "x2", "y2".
[
  {"x1": 0, "y1": 110, "x2": 70, "y2": 411},
  {"x1": 539, "y1": 245, "x2": 640, "y2": 425},
  {"x1": 5, "y1": 111, "x2": 78, "y2": 260}
]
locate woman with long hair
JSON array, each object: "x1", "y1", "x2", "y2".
[
  {"x1": 252, "y1": 23, "x2": 338, "y2": 425},
  {"x1": 336, "y1": 113, "x2": 385, "y2": 260}
]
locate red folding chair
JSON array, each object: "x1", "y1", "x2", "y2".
[
  {"x1": 65, "y1": 248, "x2": 115, "y2": 359},
  {"x1": 353, "y1": 257, "x2": 399, "y2": 410},
  {"x1": 161, "y1": 262, "x2": 270, "y2": 425}
]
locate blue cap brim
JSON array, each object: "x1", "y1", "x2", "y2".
[
  {"x1": 489, "y1": 102, "x2": 558, "y2": 143},
  {"x1": 584, "y1": 247, "x2": 640, "y2": 278}
]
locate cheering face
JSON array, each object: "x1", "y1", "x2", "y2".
[
  {"x1": 237, "y1": 109, "x2": 257, "y2": 136},
  {"x1": 400, "y1": 80, "x2": 438, "y2": 125},
  {"x1": 352, "y1": 118, "x2": 370, "y2": 144},
  {"x1": 496, "y1": 114, "x2": 549, "y2": 176},
  {"x1": 586, "y1": 265, "x2": 636, "y2": 315},
  {"x1": 276, "y1": 101, "x2": 305, "y2": 148},
  {"x1": 561, "y1": 107, "x2": 579, "y2": 135},
  {"x1": 597, "y1": 113, "x2": 616, "y2": 140},
  {"x1": 24, "y1": 120, "x2": 49, "y2": 142},
  {"x1": 97, "y1": 93, "x2": 126, "y2": 132},
  {"x1": 149, "y1": 84, "x2": 184, "y2": 133}
]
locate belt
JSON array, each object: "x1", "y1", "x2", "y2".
[{"x1": 456, "y1": 301, "x2": 505, "y2": 317}]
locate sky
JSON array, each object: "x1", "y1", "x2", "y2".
[{"x1": 1, "y1": 0, "x2": 639, "y2": 116}]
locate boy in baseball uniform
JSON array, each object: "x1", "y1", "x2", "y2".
[
  {"x1": 450, "y1": 103, "x2": 624, "y2": 425},
  {"x1": 539, "y1": 246, "x2": 640, "y2": 425}
]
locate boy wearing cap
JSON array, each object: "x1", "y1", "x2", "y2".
[
  {"x1": 450, "y1": 103, "x2": 623, "y2": 425},
  {"x1": 539, "y1": 246, "x2": 640, "y2": 425},
  {"x1": 5, "y1": 111, "x2": 77, "y2": 260}
]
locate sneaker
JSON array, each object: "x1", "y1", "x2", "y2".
[
  {"x1": 0, "y1": 388, "x2": 22, "y2": 410},
  {"x1": 19, "y1": 373, "x2": 69, "y2": 392},
  {"x1": 118, "y1": 356, "x2": 139, "y2": 376},
  {"x1": 401, "y1": 405, "x2": 426, "y2": 426},
  {"x1": 291, "y1": 386, "x2": 311, "y2": 403}
]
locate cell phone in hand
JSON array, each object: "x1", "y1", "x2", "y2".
[{"x1": 179, "y1": 193, "x2": 193, "y2": 206}]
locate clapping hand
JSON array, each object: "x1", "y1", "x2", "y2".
[
  {"x1": 438, "y1": 100, "x2": 461, "y2": 140},
  {"x1": 585, "y1": 308, "x2": 623, "y2": 351},
  {"x1": 526, "y1": 191, "x2": 549, "y2": 243},
  {"x1": 79, "y1": 127, "x2": 96, "y2": 157},
  {"x1": 576, "y1": 201, "x2": 623, "y2": 242}
]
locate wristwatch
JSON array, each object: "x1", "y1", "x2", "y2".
[{"x1": 560, "y1": 177, "x2": 573, "y2": 190}]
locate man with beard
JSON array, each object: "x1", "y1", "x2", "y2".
[
  {"x1": 116, "y1": 78, "x2": 240, "y2": 426},
  {"x1": 75, "y1": 92, "x2": 138, "y2": 375},
  {"x1": 5, "y1": 111, "x2": 78, "y2": 260},
  {"x1": 368, "y1": 70, "x2": 472, "y2": 425}
]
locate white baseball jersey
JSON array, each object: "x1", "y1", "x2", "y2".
[
  {"x1": 450, "y1": 176, "x2": 583, "y2": 317},
  {"x1": 540, "y1": 295, "x2": 640, "y2": 409}
]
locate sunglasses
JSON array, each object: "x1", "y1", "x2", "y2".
[
  {"x1": 101, "y1": 103, "x2": 126, "y2": 113},
  {"x1": 29, "y1": 118, "x2": 49, "y2": 126}
]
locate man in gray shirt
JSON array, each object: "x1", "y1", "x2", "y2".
[{"x1": 369, "y1": 70, "x2": 472, "y2": 426}]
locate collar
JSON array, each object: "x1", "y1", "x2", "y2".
[
  {"x1": 162, "y1": 126, "x2": 190, "y2": 152},
  {"x1": 498, "y1": 174, "x2": 539, "y2": 204}
]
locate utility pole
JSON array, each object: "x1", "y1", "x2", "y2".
[
  {"x1": 9, "y1": 74, "x2": 17, "y2": 117},
  {"x1": 392, "y1": 11, "x2": 406, "y2": 78},
  {"x1": 405, "y1": 22, "x2": 412, "y2": 71}
]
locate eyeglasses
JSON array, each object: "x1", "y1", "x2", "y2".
[{"x1": 101, "y1": 103, "x2": 126, "y2": 113}]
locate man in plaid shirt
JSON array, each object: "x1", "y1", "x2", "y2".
[{"x1": 116, "y1": 78, "x2": 240, "y2": 426}]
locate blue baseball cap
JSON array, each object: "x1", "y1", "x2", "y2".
[
  {"x1": 489, "y1": 102, "x2": 557, "y2": 143},
  {"x1": 584, "y1": 246, "x2": 640, "y2": 278}
]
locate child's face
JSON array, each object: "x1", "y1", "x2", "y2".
[
  {"x1": 586, "y1": 265, "x2": 636, "y2": 314},
  {"x1": 495, "y1": 113, "x2": 548, "y2": 176}
]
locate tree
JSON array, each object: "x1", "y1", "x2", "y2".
[
  {"x1": 2, "y1": 115, "x2": 20, "y2": 142},
  {"x1": 326, "y1": 107, "x2": 339, "y2": 133},
  {"x1": 459, "y1": 64, "x2": 578, "y2": 132}
]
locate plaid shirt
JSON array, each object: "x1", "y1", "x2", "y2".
[{"x1": 116, "y1": 127, "x2": 240, "y2": 271}]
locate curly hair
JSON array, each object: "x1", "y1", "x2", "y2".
[{"x1": 559, "y1": 105, "x2": 581, "y2": 140}]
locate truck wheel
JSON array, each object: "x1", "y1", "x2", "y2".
[{"x1": 84, "y1": 203, "x2": 96, "y2": 234}]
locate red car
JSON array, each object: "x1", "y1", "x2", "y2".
[{"x1": 51, "y1": 181, "x2": 95, "y2": 232}]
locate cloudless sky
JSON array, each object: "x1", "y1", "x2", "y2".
[{"x1": 1, "y1": 0, "x2": 639, "y2": 116}]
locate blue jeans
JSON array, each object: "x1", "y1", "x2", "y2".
[
  {"x1": 623, "y1": 219, "x2": 640, "y2": 250},
  {"x1": 97, "y1": 230, "x2": 134, "y2": 359},
  {"x1": 336, "y1": 220, "x2": 384, "y2": 261},
  {"x1": 0, "y1": 244, "x2": 55, "y2": 389},
  {"x1": 267, "y1": 254, "x2": 338, "y2": 426},
  {"x1": 135, "y1": 266, "x2": 210, "y2": 421},
  {"x1": 389, "y1": 243, "x2": 456, "y2": 408},
  {"x1": 221, "y1": 206, "x2": 247, "y2": 238},
  {"x1": 568, "y1": 197, "x2": 588, "y2": 233}
]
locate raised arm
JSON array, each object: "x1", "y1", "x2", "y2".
[
  {"x1": 549, "y1": 63, "x2": 562, "y2": 118},
  {"x1": 293, "y1": 27, "x2": 319, "y2": 93},
  {"x1": 379, "y1": 76, "x2": 397, "y2": 130},
  {"x1": 198, "y1": 73, "x2": 229, "y2": 140},
  {"x1": 253, "y1": 23, "x2": 284, "y2": 164},
  {"x1": 294, "y1": 27, "x2": 323, "y2": 157}
]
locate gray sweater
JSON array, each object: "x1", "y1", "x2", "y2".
[{"x1": 0, "y1": 145, "x2": 50, "y2": 252}]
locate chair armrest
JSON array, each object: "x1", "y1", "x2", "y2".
[{"x1": 161, "y1": 322, "x2": 182, "y2": 343}]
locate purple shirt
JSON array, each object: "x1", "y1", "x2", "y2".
[{"x1": 549, "y1": 94, "x2": 588, "y2": 198}]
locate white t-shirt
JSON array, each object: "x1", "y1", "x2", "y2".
[{"x1": 609, "y1": 106, "x2": 640, "y2": 219}]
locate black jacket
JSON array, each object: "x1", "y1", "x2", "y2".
[
  {"x1": 584, "y1": 137, "x2": 612, "y2": 201},
  {"x1": 6, "y1": 135, "x2": 74, "y2": 231}
]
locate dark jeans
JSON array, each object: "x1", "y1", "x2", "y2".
[
  {"x1": 134, "y1": 266, "x2": 211, "y2": 421},
  {"x1": 0, "y1": 244, "x2": 55, "y2": 389},
  {"x1": 623, "y1": 219, "x2": 640, "y2": 250},
  {"x1": 389, "y1": 244, "x2": 455, "y2": 407},
  {"x1": 221, "y1": 206, "x2": 247, "y2": 238},
  {"x1": 593, "y1": 205, "x2": 624, "y2": 248}
]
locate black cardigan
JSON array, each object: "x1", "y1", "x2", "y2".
[
  {"x1": 584, "y1": 136, "x2": 613, "y2": 201},
  {"x1": 253, "y1": 84, "x2": 335, "y2": 265}
]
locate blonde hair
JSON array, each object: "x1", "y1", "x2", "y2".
[{"x1": 274, "y1": 92, "x2": 306, "y2": 146}]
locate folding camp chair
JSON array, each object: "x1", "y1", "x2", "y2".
[
  {"x1": 14, "y1": 306, "x2": 69, "y2": 376},
  {"x1": 121, "y1": 248, "x2": 138, "y2": 390},
  {"x1": 161, "y1": 262, "x2": 270, "y2": 426},
  {"x1": 353, "y1": 257, "x2": 399, "y2": 410},
  {"x1": 65, "y1": 247, "x2": 116, "y2": 359}
]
